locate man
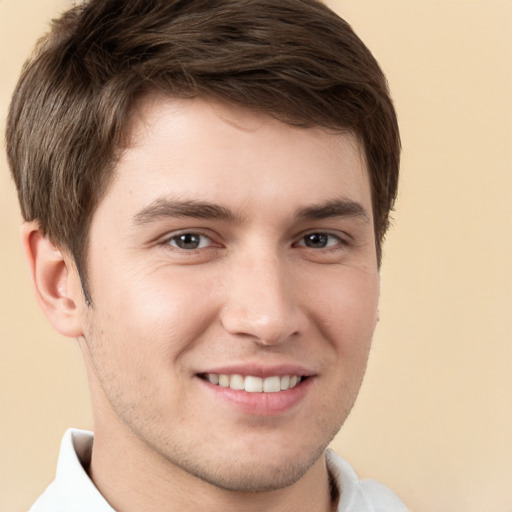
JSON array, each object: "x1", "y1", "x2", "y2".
[{"x1": 6, "y1": 0, "x2": 406, "y2": 510}]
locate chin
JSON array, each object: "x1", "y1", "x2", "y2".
[
  {"x1": 164, "y1": 434, "x2": 331, "y2": 493},
  {"x1": 187, "y1": 455, "x2": 319, "y2": 493}
]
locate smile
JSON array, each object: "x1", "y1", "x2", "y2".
[{"x1": 202, "y1": 373, "x2": 305, "y2": 393}]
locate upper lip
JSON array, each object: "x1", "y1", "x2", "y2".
[{"x1": 197, "y1": 362, "x2": 316, "y2": 378}]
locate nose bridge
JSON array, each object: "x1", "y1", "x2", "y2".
[{"x1": 221, "y1": 246, "x2": 302, "y2": 345}]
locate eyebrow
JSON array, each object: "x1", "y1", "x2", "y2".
[
  {"x1": 296, "y1": 199, "x2": 370, "y2": 223},
  {"x1": 133, "y1": 199, "x2": 238, "y2": 225},
  {"x1": 133, "y1": 197, "x2": 370, "y2": 226}
]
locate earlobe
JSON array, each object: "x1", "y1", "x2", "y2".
[{"x1": 21, "y1": 222, "x2": 84, "y2": 338}]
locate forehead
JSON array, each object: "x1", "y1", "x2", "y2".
[{"x1": 100, "y1": 94, "x2": 372, "y2": 222}]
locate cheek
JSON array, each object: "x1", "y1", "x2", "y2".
[
  {"x1": 92, "y1": 265, "x2": 220, "y2": 360},
  {"x1": 311, "y1": 268, "x2": 379, "y2": 345},
  {"x1": 81, "y1": 270, "x2": 212, "y2": 416}
]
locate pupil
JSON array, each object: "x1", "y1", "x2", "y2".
[
  {"x1": 305, "y1": 233, "x2": 328, "y2": 248},
  {"x1": 176, "y1": 233, "x2": 200, "y2": 249}
]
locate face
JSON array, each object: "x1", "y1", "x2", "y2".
[{"x1": 77, "y1": 95, "x2": 379, "y2": 492}]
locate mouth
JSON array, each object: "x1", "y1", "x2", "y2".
[{"x1": 198, "y1": 373, "x2": 307, "y2": 393}]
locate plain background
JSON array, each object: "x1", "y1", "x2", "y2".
[{"x1": 1, "y1": 1, "x2": 511, "y2": 511}]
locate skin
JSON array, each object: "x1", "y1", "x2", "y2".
[{"x1": 24, "y1": 95, "x2": 380, "y2": 512}]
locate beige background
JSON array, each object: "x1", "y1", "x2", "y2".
[{"x1": 1, "y1": 1, "x2": 511, "y2": 511}]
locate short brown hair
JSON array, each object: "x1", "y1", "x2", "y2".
[{"x1": 6, "y1": 0, "x2": 400, "y2": 301}]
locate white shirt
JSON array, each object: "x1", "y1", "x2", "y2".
[{"x1": 30, "y1": 429, "x2": 409, "y2": 512}]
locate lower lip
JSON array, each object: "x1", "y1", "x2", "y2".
[{"x1": 198, "y1": 377, "x2": 313, "y2": 416}]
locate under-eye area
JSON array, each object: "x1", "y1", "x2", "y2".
[{"x1": 198, "y1": 373, "x2": 308, "y2": 393}]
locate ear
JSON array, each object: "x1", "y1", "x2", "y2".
[{"x1": 21, "y1": 221, "x2": 84, "y2": 338}]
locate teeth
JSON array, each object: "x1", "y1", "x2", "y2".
[
  {"x1": 205, "y1": 374, "x2": 303, "y2": 392},
  {"x1": 263, "y1": 376, "x2": 281, "y2": 393},
  {"x1": 208, "y1": 374, "x2": 219, "y2": 385},
  {"x1": 218, "y1": 374, "x2": 230, "y2": 387},
  {"x1": 245, "y1": 376, "x2": 263, "y2": 392},
  {"x1": 229, "y1": 374, "x2": 245, "y2": 390}
]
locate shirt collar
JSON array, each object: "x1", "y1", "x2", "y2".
[{"x1": 53, "y1": 428, "x2": 115, "y2": 511}]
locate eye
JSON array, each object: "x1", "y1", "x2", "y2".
[
  {"x1": 167, "y1": 232, "x2": 212, "y2": 250},
  {"x1": 297, "y1": 232, "x2": 343, "y2": 249}
]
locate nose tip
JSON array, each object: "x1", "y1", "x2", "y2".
[
  {"x1": 221, "y1": 304, "x2": 301, "y2": 346},
  {"x1": 219, "y1": 259, "x2": 304, "y2": 346}
]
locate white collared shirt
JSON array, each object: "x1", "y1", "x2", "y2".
[{"x1": 29, "y1": 429, "x2": 408, "y2": 512}]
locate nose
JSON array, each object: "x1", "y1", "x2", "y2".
[{"x1": 220, "y1": 251, "x2": 305, "y2": 346}]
